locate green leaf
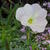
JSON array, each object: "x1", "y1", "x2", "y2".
[
  {"x1": 32, "y1": 43, "x2": 38, "y2": 50},
  {"x1": 7, "y1": 3, "x2": 20, "y2": 24}
]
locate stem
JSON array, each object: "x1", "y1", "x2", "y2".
[{"x1": 27, "y1": 32, "x2": 30, "y2": 46}]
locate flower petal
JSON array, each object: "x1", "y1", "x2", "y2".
[
  {"x1": 30, "y1": 19, "x2": 47, "y2": 32},
  {"x1": 32, "y1": 3, "x2": 41, "y2": 11},
  {"x1": 32, "y1": 3, "x2": 42, "y2": 18},
  {"x1": 23, "y1": 4, "x2": 33, "y2": 17},
  {"x1": 39, "y1": 8, "x2": 47, "y2": 19},
  {"x1": 16, "y1": 7, "x2": 24, "y2": 21},
  {"x1": 32, "y1": 4, "x2": 47, "y2": 19}
]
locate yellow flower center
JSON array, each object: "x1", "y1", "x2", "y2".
[{"x1": 28, "y1": 18, "x2": 32, "y2": 24}]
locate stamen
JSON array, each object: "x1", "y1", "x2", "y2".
[{"x1": 28, "y1": 18, "x2": 32, "y2": 24}]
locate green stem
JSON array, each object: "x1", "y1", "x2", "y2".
[{"x1": 27, "y1": 32, "x2": 30, "y2": 46}]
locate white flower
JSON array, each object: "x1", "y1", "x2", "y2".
[{"x1": 16, "y1": 3, "x2": 48, "y2": 33}]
